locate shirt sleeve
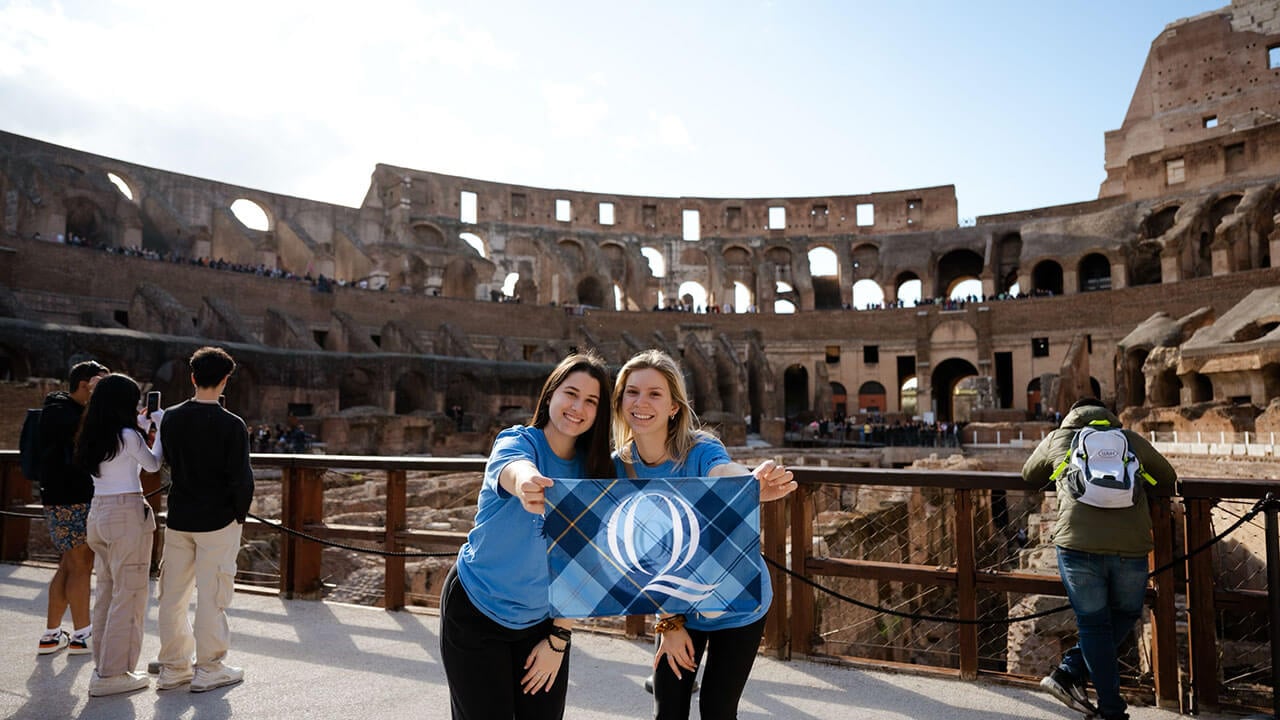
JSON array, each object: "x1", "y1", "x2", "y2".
[
  {"x1": 691, "y1": 438, "x2": 733, "y2": 475},
  {"x1": 229, "y1": 416, "x2": 255, "y2": 523},
  {"x1": 122, "y1": 429, "x2": 163, "y2": 473},
  {"x1": 485, "y1": 427, "x2": 539, "y2": 498}
]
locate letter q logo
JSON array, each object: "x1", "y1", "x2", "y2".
[{"x1": 604, "y1": 492, "x2": 718, "y2": 603}]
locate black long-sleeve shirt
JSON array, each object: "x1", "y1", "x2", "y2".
[{"x1": 160, "y1": 399, "x2": 254, "y2": 532}]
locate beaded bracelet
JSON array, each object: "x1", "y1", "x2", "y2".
[{"x1": 653, "y1": 614, "x2": 686, "y2": 633}]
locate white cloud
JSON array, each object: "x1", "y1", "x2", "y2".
[
  {"x1": 542, "y1": 82, "x2": 610, "y2": 138},
  {"x1": 651, "y1": 111, "x2": 693, "y2": 149}
]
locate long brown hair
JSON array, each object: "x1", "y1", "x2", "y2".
[
  {"x1": 530, "y1": 351, "x2": 614, "y2": 478},
  {"x1": 612, "y1": 349, "x2": 715, "y2": 470}
]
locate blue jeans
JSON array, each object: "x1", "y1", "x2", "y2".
[{"x1": 1055, "y1": 548, "x2": 1149, "y2": 720}]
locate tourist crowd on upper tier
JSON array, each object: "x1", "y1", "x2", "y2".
[{"x1": 34, "y1": 231, "x2": 1058, "y2": 309}]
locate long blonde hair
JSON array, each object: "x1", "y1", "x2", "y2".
[{"x1": 612, "y1": 349, "x2": 714, "y2": 470}]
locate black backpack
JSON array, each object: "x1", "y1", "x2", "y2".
[{"x1": 19, "y1": 407, "x2": 42, "y2": 482}]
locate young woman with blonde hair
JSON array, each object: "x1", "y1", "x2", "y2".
[{"x1": 613, "y1": 349, "x2": 795, "y2": 720}]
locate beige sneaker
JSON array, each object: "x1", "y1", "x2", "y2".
[
  {"x1": 88, "y1": 671, "x2": 150, "y2": 697},
  {"x1": 190, "y1": 665, "x2": 243, "y2": 693},
  {"x1": 157, "y1": 667, "x2": 195, "y2": 690}
]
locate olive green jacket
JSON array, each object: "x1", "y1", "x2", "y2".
[{"x1": 1021, "y1": 405, "x2": 1177, "y2": 557}]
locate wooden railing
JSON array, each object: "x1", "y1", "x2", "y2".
[{"x1": 1, "y1": 450, "x2": 1274, "y2": 714}]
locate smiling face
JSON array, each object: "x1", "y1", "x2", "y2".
[
  {"x1": 619, "y1": 367, "x2": 677, "y2": 443},
  {"x1": 541, "y1": 370, "x2": 602, "y2": 454}
]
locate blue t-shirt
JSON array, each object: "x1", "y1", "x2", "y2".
[
  {"x1": 612, "y1": 437, "x2": 772, "y2": 631},
  {"x1": 456, "y1": 425, "x2": 584, "y2": 629}
]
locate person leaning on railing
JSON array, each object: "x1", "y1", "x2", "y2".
[{"x1": 1021, "y1": 397, "x2": 1177, "y2": 720}]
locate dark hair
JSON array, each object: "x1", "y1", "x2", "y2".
[
  {"x1": 74, "y1": 373, "x2": 143, "y2": 472},
  {"x1": 1069, "y1": 397, "x2": 1106, "y2": 411},
  {"x1": 530, "y1": 351, "x2": 614, "y2": 478},
  {"x1": 68, "y1": 360, "x2": 109, "y2": 393},
  {"x1": 190, "y1": 346, "x2": 235, "y2": 389}
]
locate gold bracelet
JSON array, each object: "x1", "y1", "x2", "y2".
[{"x1": 653, "y1": 614, "x2": 686, "y2": 633}]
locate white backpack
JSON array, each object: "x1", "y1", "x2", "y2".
[{"x1": 1056, "y1": 425, "x2": 1140, "y2": 509}]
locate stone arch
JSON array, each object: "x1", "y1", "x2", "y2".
[
  {"x1": 931, "y1": 357, "x2": 978, "y2": 423},
  {"x1": 1208, "y1": 194, "x2": 1242, "y2": 234},
  {"x1": 830, "y1": 381, "x2": 848, "y2": 418},
  {"x1": 400, "y1": 253, "x2": 431, "y2": 292},
  {"x1": 64, "y1": 195, "x2": 109, "y2": 245},
  {"x1": 723, "y1": 245, "x2": 755, "y2": 309},
  {"x1": 600, "y1": 241, "x2": 627, "y2": 283},
  {"x1": 459, "y1": 231, "x2": 487, "y2": 258},
  {"x1": 1077, "y1": 252, "x2": 1111, "y2": 292},
  {"x1": 1026, "y1": 377, "x2": 1042, "y2": 417},
  {"x1": 558, "y1": 239, "x2": 587, "y2": 274},
  {"x1": 1141, "y1": 205, "x2": 1179, "y2": 239},
  {"x1": 1032, "y1": 259, "x2": 1063, "y2": 295},
  {"x1": 577, "y1": 275, "x2": 607, "y2": 308},
  {"x1": 851, "y1": 243, "x2": 880, "y2": 280},
  {"x1": 442, "y1": 257, "x2": 478, "y2": 299},
  {"x1": 229, "y1": 197, "x2": 273, "y2": 232},
  {"x1": 394, "y1": 371, "x2": 431, "y2": 414},
  {"x1": 900, "y1": 376, "x2": 918, "y2": 417},
  {"x1": 935, "y1": 248, "x2": 984, "y2": 298},
  {"x1": 995, "y1": 232, "x2": 1022, "y2": 294},
  {"x1": 895, "y1": 270, "x2": 922, "y2": 306},
  {"x1": 765, "y1": 245, "x2": 793, "y2": 287},
  {"x1": 857, "y1": 381, "x2": 886, "y2": 413},
  {"x1": 808, "y1": 244, "x2": 841, "y2": 309},
  {"x1": 852, "y1": 278, "x2": 885, "y2": 309},
  {"x1": 339, "y1": 366, "x2": 380, "y2": 410},
  {"x1": 444, "y1": 373, "x2": 479, "y2": 427},
  {"x1": 411, "y1": 221, "x2": 446, "y2": 247},
  {"x1": 1129, "y1": 241, "x2": 1163, "y2": 286},
  {"x1": 783, "y1": 364, "x2": 809, "y2": 420},
  {"x1": 105, "y1": 170, "x2": 138, "y2": 203}
]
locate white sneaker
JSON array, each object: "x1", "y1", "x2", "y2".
[
  {"x1": 37, "y1": 630, "x2": 69, "y2": 655},
  {"x1": 68, "y1": 632, "x2": 92, "y2": 655},
  {"x1": 157, "y1": 667, "x2": 195, "y2": 690},
  {"x1": 190, "y1": 665, "x2": 243, "y2": 693},
  {"x1": 88, "y1": 671, "x2": 150, "y2": 697}
]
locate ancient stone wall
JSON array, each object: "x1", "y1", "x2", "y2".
[{"x1": 1101, "y1": 2, "x2": 1280, "y2": 199}]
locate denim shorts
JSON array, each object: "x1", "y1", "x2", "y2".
[{"x1": 44, "y1": 502, "x2": 90, "y2": 552}]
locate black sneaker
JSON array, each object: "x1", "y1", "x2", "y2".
[{"x1": 1040, "y1": 668, "x2": 1097, "y2": 715}]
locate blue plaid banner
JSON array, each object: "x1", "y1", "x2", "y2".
[{"x1": 543, "y1": 475, "x2": 761, "y2": 618}]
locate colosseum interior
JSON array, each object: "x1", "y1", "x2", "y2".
[
  {"x1": 4, "y1": 1, "x2": 1280, "y2": 454},
  {"x1": 1, "y1": 3, "x2": 1278, "y2": 703}
]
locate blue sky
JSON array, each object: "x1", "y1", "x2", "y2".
[{"x1": 0, "y1": 0, "x2": 1225, "y2": 221}]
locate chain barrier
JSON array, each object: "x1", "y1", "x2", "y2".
[
  {"x1": 245, "y1": 510, "x2": 458, "y2": 558},
  {"x1": 764, "y1": 495, "x2": 1269, "y2": 626},
  {"x1": 3, "y1": 492, "x2": 1268, "y2": 619}
]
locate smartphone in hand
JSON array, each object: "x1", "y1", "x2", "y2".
[{"x1": 146, "y1": 391, "x2": 161, "y2": 414}]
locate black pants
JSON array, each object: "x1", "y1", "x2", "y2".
[
  {"x1": 653, "y1": 616, "x2": 767, "y2": 720},
  {"x1": 439, "y1": 566, "x2": 569, "y2": 720}
]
